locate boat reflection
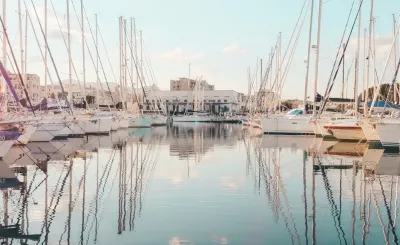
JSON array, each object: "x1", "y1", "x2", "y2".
[{"x1": 249, "y1": 135, "x2": 400, "y2": 245}]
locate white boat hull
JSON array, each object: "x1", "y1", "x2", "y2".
[
  {"x1": 30, "y1": 122, "x2": 66, "y2": 142},
  {"x1": 376, "y1": 121, "x2": 400, "y2": 147},
  {"x1": 260, "y1": 117, "x2": 314, "y2": 135},
  {"x1": 56, "y1": 120, "x2": 86, "y2": 138},
  {"x1": 16, "y1": 124, "x2": 37, "y2": 145},
  {"x1": 151, "y1": 116, "x2": 168, "y2": 126},
  {"x1": 129, "y1": 116, "x2": 152, "y2": 128},
  {"x1": 358, "y1": 119, "x2": 380, "y2": 142},
  {"x1": 84, "y1": 118, "x2": 112, "y2": 134},
  {"x1": 118, "y1": 118, "x2": 130, "y2": 129},
  {"x1": 173, "y1": 115, "x2": 212, "y2": 122}
]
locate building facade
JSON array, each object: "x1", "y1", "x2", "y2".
[
  {"x1": 170, "y1": 78, "x2": 215, "y2": 91},
  {"x1": 146, "y1": 89, "x2": 245, "y2": 114},
  {"x1": 7, "y1": 73, "x2": 41, "y2": 104}
]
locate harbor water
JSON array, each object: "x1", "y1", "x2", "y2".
[{"x1": 0, "y1": 123, "x2": 399, "y2": 244}]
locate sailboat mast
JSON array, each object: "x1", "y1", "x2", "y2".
[
  {"x1": 304, "y1": 0, "x2": 314, "y2": 114},
  {"x1": 44, "y1": 0, "x2": 48, "y2": 98},
  {"x1": 124, "y1": 19, "x2": 128, "y2": 110},
  {"x1": 1, "y1": 0, "x2": 7, "y2": 113},
  {"x1": 372, "y1": 17, "x2": 376, "y2": 99},
  {"x1": 364, "y1": 0, "x2": 373, "y2": 117},
  {"x1": 354, "y1": 0, "x2": 362, "y2": 116},
  {"x1": 118, "y1": 17, "x2": 123, "y2": 109},
  {"x1": 95, "y1": 14, "x2": 99, "y2": 111},
  {"x1": 134, "y1": 19, "x2": 138, "y2": 104},
  {"x1": 67, "y1": 0, "x2": 73, "y2": 109},
  {"x1": 18, "y1": 0, "x2": 24, "y2": 86},
  {"x1": 363, "y1": 28, "x2": 366, "y2": 102},
  {"x1": 394, "y1": 14, "x2": 398, "y2": 104},
  {"x1": 130, "y1": 17, "x2": 134, "y2": 107},
  {"x1": 81, "y1": 0, "x2": 86, "y2": 105},
  {"x1": 313, "y1": 0, "x2": 322, "y2": 117},
  {"x1": 248, "y1": 67, "x2": 252, "y2": 115},
  {"x1": 140, "y1": 30, "x2": 143, "y2": 108},
  {"x1": 24, "y1": 9, "x2": 28, "y2": 100}
]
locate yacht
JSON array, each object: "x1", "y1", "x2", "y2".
[
  {"x1": 129, "y1": 115, "x2": 153, "y2": 128},
  {"x1": 173, "y1": 112, "x2": 212, "y2": 123},
  {"x1": 260, "y1": 108, "x2": 314, "y2": 135},
  {"x1": 323, "y1": 119, "x2": 366, "y2": 141},
  {"x1": 375, "y1": 118, "x2": 400, "y2": 147}
]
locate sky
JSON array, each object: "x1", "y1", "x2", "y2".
[{"x1": 2, "y1": 0, "x2": 400, "y2": 100}]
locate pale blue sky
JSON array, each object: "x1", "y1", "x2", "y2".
[{"x1": 4, "y1": 0, "x2": 400, "y2": 99}]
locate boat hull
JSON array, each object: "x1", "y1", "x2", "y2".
[
  {"x1": 358, "y1": 119, "x2": 380, "y2": 142},
  {"x1": 172, "y1": 115, "x2": 212, "y2": 123},
  {"x1": 84, "y1": 118, "x2": 112, "y2": 134},
  {"x1": 0, "y1": 131, "x2": 21, "y2": 159},
  {"x1": 151, "y1": 116, "x2": 168, "y2": 126},
  {"x1": 376, "y1": 121, "x2": 400, "y2": 147},
  {"x1": 30, "y1": 122, "x2": 66, "y2": 142},
  {"x1": 323, "y1": 125, "x2": 366, "y2": 141},
  {"x1": 260, "y1": 117, "x2": 315, "y2": 135},
  {"x1": 129, "y1": 116, "x2": 152, "y2": 128}
]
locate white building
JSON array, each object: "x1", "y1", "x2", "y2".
[
  {"x1": 146, "y1": 89, "x2": 245, "y2": 114},
  {"x1": 170, "y1": 77, "x2": 215, "y2": 91},
  {"x1": 7, "y1": 73, "x2": 41, "y2": 104}
]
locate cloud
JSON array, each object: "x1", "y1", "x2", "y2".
[
  {"x1": 212, "y1": 235, "x2": 229, "y2": 245},
  {"x1": 168, "y1": 237, "x2": 193, "y2": 245},
  {"x1": 222, "y1": 44, "x2": 247, "y2": 54},
  {"x1": 344, "y1": 34, "x2": 394, "y2": 61},
  {"x1": 220, "y1": 176, "x2": 245, "y2": 191},
  {"x1": 160, "y1": 48, "x2": 204, "y2": 61},
  {"x1": 27, "y1": 5, "x2": 87, "y2": 43}
]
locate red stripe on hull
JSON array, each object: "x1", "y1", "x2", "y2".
[{"x1": 323, "y1": 126, "x2": 361, "y2": 130}]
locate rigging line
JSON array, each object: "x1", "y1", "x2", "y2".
[
  {"x1": 37, "y1": 164, "x2": 72, "y2": 245},
  {"x1": 272, "y1": 0, "x2": 309, "y2": 89},
  {"x1": 0, "y1": 16, "x2": 35, "y2": 115},
  {"x1": 59, "y1": 157, "x2": 94, "y2": 243},
  {"x1": 382, "y1": 56, "x2": 400, "y2": 113},
  {"x1": 97, "y1": 17, "x2": 118, "y2": 85},
  {"x1": 371, "y1": 181, "x2": 390, "y2": 245},
  {"x1": 80, "y1": 3, "x2": 115, "y2": 105},
  {"x1": 278, "y1": 0, "x2": 310, "y2": 98},
  {"x1": 318, "y1": 0, "x2": 363, "y2": 115},
  {"x1": 318, "y1": 158, "x2": 348, "y2": 245},
  {"x1": 322, "y1": 0, "x2": 357, "y2": 102},
  {"x1": 241, "y1": 58, "x2": 261, "y2": 114},
  {"x1": 125, "y1": 28, "x2": 148, "y2": 100},
  {"x1": 141, "y1": 43, "x2": 165, "y2": 113},
  {"x1": 256, "y1": 52, "x2": 276, "y2": 111},
  {"x1": 48, "y1": 0, "x2": 91, "y2": 109},
  {"x1": 26, "y1": 9, "x2": 63, "y2": 110},
  {"x1": 379, "y1": 177, "x2": 399, "y2": 244},
  {"x1": 122, "y1": 24, "x2": 140, "y2": 105},
  {"x1": 70, "y1": 1, "x2": 115, "y2": 108},
  {"x1": 25, "y1": 0, "x2": 73, "y2": 115}
]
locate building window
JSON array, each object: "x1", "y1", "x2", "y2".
[
  {"x1": 218, "y1": 100, "x2": 221, "y2": 102},
  {"x1": 184, "y1": 100, "x2": 187, "y2": 102},
  {"x1": 166, "y1": 100, "x2": 169, "y2": 102},
  {"x1": 224, "y1": 100, "x2": 227, "y2": 102}
]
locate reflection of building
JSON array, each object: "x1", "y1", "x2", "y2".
[
  {"x1": 166, "y1": 123, "x2": 242, "y2": 161},
  {"x1": 170, "y1": 77, "x2": 215, "y2": 91}
]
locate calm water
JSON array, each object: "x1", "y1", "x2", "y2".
[{"x1": 0, "y1": 123, "x2": 399, "y2": 244}]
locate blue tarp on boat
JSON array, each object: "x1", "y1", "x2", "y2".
[{"x1": 367, "y1": 101, "x2": 400, "y2": 109}]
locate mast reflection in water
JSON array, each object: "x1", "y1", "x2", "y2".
[{"x1": 0, "y1": 124, "x2": 399, "y2": 244}]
